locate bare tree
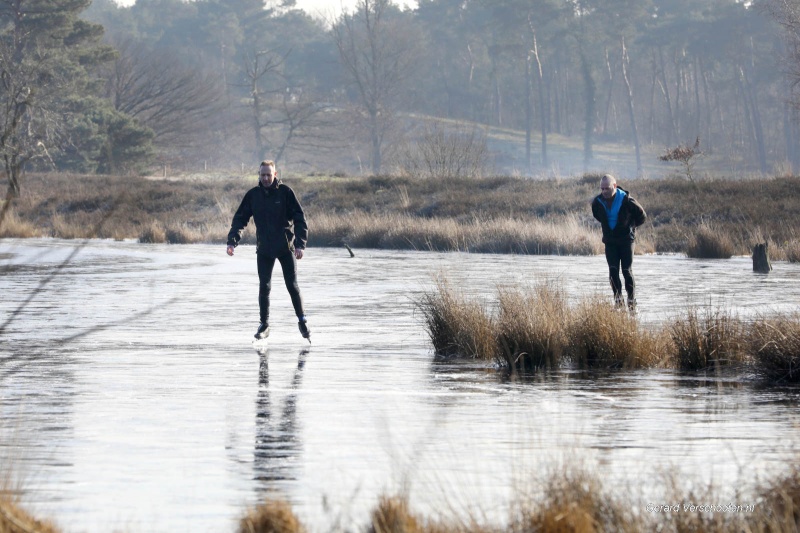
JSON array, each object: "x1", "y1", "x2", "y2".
[
  {"x1": 239, "y1": 47, "x2": 287, "y2": 161},
  {"x1": 331, "y1": 0, "x2": 419, "y2": 174},
  {"x1": 102, "y1": 39, "x2": 225, "y2": 151}
]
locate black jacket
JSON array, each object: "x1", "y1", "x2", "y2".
[
  {"x1": 591, "y1": 187, "x2": 647, "y2": 244},
  {"x1": 227, "y1": 181, "x2": 308, "y2": 257}
]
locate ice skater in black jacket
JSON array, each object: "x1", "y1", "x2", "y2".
[
  {"x1": 591, "y1": 174, "x2": 647, "y2": 312},
  {"x1": 227, "y1": 160, "x2": 310, "y2": 341}
]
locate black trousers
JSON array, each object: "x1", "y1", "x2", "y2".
[
  {"x1": 604, "y1": 240, "x2": 635, "y2": 302},
  {"x1": 257, "y1": 252, "x2": 305, "y2": 324}
]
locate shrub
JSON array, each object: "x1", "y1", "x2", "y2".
[
  {"x1": 747, "y1": 315, "x2": 800, "y2": 382},
  {"x1": 396, "y1": 124, "x2": 489, "y2": 179},
  {"x1": 670, "y1": 306, "x2": 745, "y2": 371}
]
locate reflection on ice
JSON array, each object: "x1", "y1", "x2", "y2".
[
  {"x1": 253, "y1": 348, "x2": 307, "y2": 493},
  {"x1": 1, "y1": 239, "x2": 799, "y2": 532}
]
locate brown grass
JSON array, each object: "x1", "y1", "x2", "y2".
[
  {"x1": 0, "y1": 494, "x2": 60, "y2": 533},
  {"x1": 238, "y1": 498, "x2": 306, "y2": 533},
  {"x1": 0, "y1": 210, "x2": 38, "y2": 238},
  {"x1": 747, "y1": 315, "x2": 800, "y2": 383},
  {"x1": 514, "y1": 468, "x2": 640, "y2": 533},
  {"x1": 670, "y1": 306, "x2": 746, "y2": 371},
  {"x1": 566, "y1": 298, "x2": 673, "y2": 370},
  {"x1": 6, "y1": 172, "x2": 800, "y2": 258},
  {"x1": 419, "y1": 280, "x2": 674, "y2": 370},
  {"x1": 497, "y1": 282, "x2": 568, "y2": 371},
  {"x1": 686, "y1": 223, "x2": 736, "y2": 259},
  {"x1": 417, "y1": 277, "x2": 497, "y2": 360}
]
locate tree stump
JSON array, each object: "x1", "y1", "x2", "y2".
[{"x1": 753, "y1": 242, "x2": 772, "y2": 273}]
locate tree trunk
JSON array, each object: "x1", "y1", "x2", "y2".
[
  {"x1": 602, "y1": 47, "x2": 616, "y2": 134},
  {"x1": 531, "y1": 30, "x2": 548, "y2": 169},
  {"x1": 621, "y1": 37, "x2": 642, "y2": 176},
  {"x1": 753, "y1": 243, "x2": 772, "y2": 273},
  {"x1": 370, "y1": 109, "x2": 381, "y2": 174},
  {"x1": 579, "y1": 46, "x2": 594, "y2": 170},
  {"x1": 738, "y1": 65, "x2": 768, "y2": 173},
  {"x1": 525, "y1": 52, "x2": 532, "y2": 171},
  {"x1": 657, "y1": 47, "x2": 678, "y2": 146}
]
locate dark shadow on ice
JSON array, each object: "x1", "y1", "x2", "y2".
[{"x1": 253, "y1": 348, "x2": 308, "y2": 493}]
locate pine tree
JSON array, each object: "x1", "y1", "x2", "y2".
[{"x1": 0, "y1": 0, "x2": 116, "y2": 198}]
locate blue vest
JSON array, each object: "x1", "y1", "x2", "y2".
[{"x1": 602, "y1": 189, "x2": 626, "y2": 230}]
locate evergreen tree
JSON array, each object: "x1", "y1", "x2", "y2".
[{"x1": 0, "y1": 0, "x2": 116, "y2": 198}]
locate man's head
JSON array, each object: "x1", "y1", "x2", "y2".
[
  {"x1": 259, "y1": 160, "x2": 277, "y2": 188},
  {"x1": 600, "y1": 174, "x2": 617, "y2": 200}
]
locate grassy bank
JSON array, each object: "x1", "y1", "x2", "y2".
[
  {"x1": 419, "y1": 279, "x2": 800, "y2": 380},
  {"x1": 2, "y1": 172, "x2": 800, "y2": 258},
  {"x1": 8, "y1": 462, "x2": 798, "y2": 533},
  {"x1": 239, "y1": 463, "x2": 800, "y2": 533}
]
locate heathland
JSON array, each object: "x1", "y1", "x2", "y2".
[{"x1": 3, "y1": 171, "x2": 800, "y2": 261}]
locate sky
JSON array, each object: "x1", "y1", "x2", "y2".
[
  {"x1": 114, "y1": 0, "x2": 418, "y2": 15},
  {"x1": 290, "y1": 0, "x2": 417, "y2": 18}
]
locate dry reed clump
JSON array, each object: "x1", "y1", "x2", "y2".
[
  {"x1": 747, "y1": 315, "x2": 800, "y2": 383},
  {"x1": 368, "y1": 495, "x2": 473, "y2": 533},
  {"x1": 670, "y1": 306, "x2": 746, "y2": 371},
  {"x1": 378, "y1": 217, "x2": 466, "y2": 251},
  {"x1": 310, "y1": 212, "x2": 601, "y2": 255},
  {"x1": 416, "y1": 278, "x2": 497, "y2": 360},
  {"x1": 496, "y1": 282, "x2": 569, "y2": 372},
  {"x1": 471, "y1": 216, "x2": 601, "y2": 256},
  {"x1": 238, "y1": 498, "x2": 306, "y2": 533},
  {"x1": 566, "y1": 298, "x2": 671, "y2": 369},
  {"x1": 752, "y1": 464, "x2": 800, "y2": 532},
  {"x1": 0, "y1": 210, "x2": 39, "y2": 238},
  {"x1": 369, "y1": 496, "x2": 422, "y2": 533},
  {"x1": 785, "y1": 240, "x2": 800, "y2": 263},
  {"x1": 514, "y1": 468, "x2": 640, "y2": 533},
  {"x1": 138, "y1": 222, "x2": 167, "y2": 243},
  {"x1": 0, "y1": 494, "x2": 60, "y2": 533},
  {"x1": 686, "y1": 223, "x2": 736, "y2": 259}
]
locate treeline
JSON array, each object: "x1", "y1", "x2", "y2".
[{"x1": 2, "y1": 0, "x2": 799, "y2": 188}]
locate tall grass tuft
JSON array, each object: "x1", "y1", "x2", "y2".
[
  {"x1": 755, "y1": 464, "x2": 800, "y2": 532},
  {"x1": 686, "y1": 223, "x2": 736, "y2": 259},
  {"x1": 514, "y1": 468, "x2": 639, "y2": 533},
  {"x1": 747, "y1": 315, "x2": 800, "y2": 382},
  {"x1": 138, "y1": 222, "x2": 166, "y2": 243},
  {"x1": 238, "y1": 498, "x2": 306, "y2": 533},
  {"x1": 785, "y1": 240, "x2": 800, "y2": 263},
  {"x1": 369, "y1": 496, "x2": 422, "y2": 533},
  {"x1": 496, "y1": 281, "x2": 568, "y2": 371},
  {"x1": 670, "y1": 306, "x2": 745, "y2": 371},
  {"x1": 566, "y1": 298, "x2": 670, "y2": 369},
  {"x1": 0, "y1": 210, "x2": 38, "y2": 238},
  {"x1": 417, "y1": 278, "x2": 497, "y2": 360},
  {"x1": 0, "y1": 494, "x2": 61, "y2": 533}
]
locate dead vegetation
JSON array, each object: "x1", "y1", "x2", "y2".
[{"x1": 3, "y1": 172, "x2": 800, "y2": 260}]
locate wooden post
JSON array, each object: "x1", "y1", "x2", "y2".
[{"x1": 753, "y1": 242, "x2": 772, "y2": 273}]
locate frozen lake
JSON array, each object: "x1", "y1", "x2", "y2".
[{"x1": 1, "y1": 239, "x2": 799, "y2": 531}]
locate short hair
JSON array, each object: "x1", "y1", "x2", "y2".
[
  {"x1": 260, "y1": 160, "x2": 275, "y2": 169},
  {"x1": 601, "y1": 173, "x2": 616, "y2": 184}
]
